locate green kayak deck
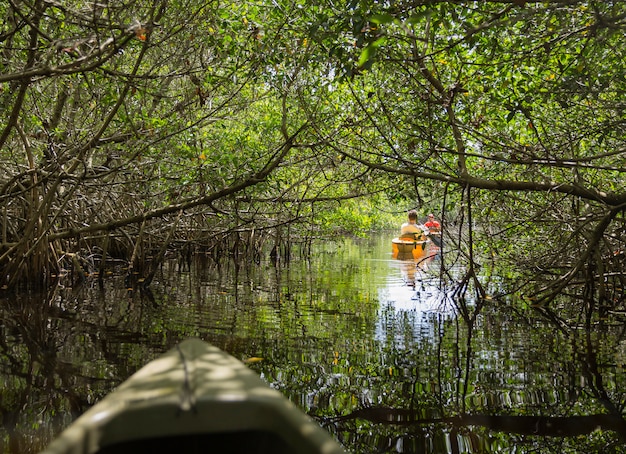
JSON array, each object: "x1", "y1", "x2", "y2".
[{"x1": 41, "y1": 339, "x2": 345, "y2": 454}]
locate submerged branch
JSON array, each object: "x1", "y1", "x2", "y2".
[{"x1": 331, "y1": 406, "x2": 626, "y2": 439}]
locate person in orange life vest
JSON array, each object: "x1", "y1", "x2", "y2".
[{"x1": 400, "y1": 210, "x2": 425, "y2": 239}]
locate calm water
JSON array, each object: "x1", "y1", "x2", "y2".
[{"x1": 1, "y1": 234, "x2": 625, "y2": 453}]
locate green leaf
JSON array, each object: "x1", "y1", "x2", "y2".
[
  {"x1": 372, "y1": 36, "x2": 387, "y2": 48},
  {"x1": 407, "y1": 10, "x2": 433, "y2": 25},
  {"x1": 370, "y1": 13, "x2": 394, "y2": 25},
  {"x1": 358, "y1": 46, "x2": 373, "y2": 67}
]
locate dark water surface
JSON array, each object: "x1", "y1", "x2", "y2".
[{"x1": 1, "y1": 235, "x2": 625, "y2": 453}]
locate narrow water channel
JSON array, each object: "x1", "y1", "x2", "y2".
[{"x1": 1, "y1": 234, "x2": 625, "y2": 453}]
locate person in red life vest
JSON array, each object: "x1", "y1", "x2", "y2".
[{"x1": 424, "y1": 213, "x2": 441, "y2": 232}]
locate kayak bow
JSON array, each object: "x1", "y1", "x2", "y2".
[{"x1": 41, "y1": 339, "x2": 345, "y2": 454}]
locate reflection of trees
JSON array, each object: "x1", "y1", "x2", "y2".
[
  {"x1": 313, "y1": 282, "x2": 626, "y2": 453},
  {"x1": 0, "y1": 242, "x2": 385, "y2": 450},
  {"x1": 0, "y1": 283, "x2": 168, "y2": 452},
  {"x1": 577, "y1": 328, "x2": 626, "y2": 438},
  {"x1": 2, "y1": 237, "x2": 626, "y2": 453},
  {"x1": 1, "y1": 296, "x2": 92, "y2": 452}
]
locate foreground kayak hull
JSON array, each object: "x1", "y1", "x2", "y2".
[{"x1": 41, "y1": 339, "x2": 345, "y2": 454}]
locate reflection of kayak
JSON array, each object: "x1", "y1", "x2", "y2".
[
  {"x1": 392, "y1": 237, "x2": 430, "y2": 260},
  {"x1": 42, "y1": 339, "x2": 345, "y2": 454}
]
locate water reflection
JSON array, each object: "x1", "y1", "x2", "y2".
[
  {"x1": 380, "y1": 259, "x2": 449, "y2": 311},
  {"x1": 1, "y1": 234, "x2": 626, "y2": 453}
]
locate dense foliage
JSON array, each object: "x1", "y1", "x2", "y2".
[{"x1": 1, "y1": 0, "x2": 625, "y2": 312}]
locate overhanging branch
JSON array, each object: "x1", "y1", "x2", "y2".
[
  {"x1": 47, "y1": 122, "x2": 308, "y2": 241},
  {"x1": 341, "y1": 151, "x2": 626, "y2": 207}
]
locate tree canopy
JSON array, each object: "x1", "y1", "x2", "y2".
[{"x1": 1, "y1": 0, "x2": 625, "y2": 312}]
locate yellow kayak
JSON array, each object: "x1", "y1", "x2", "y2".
[{"x1": 391, "y1": 237, "x2": 430, "y2": 260}]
